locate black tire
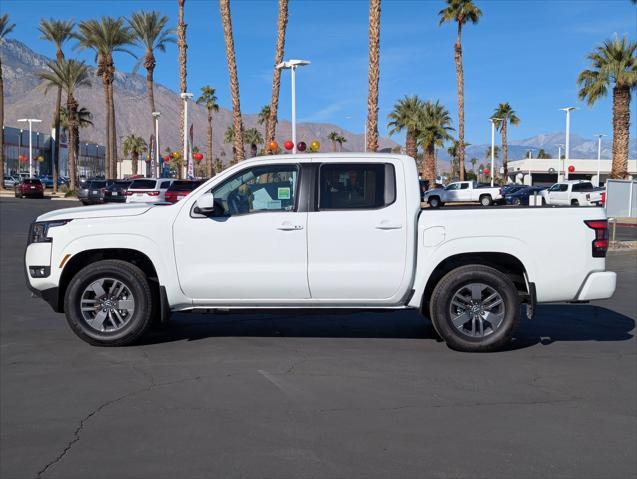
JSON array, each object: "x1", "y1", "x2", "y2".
[
  {"x1": 480, "y1": 195, "x2": 493, "y2": 206},
  {"x1": 571, "y1": 199, "x2": 579, "y2": 206},
  {"x1": 428, "y1": 196, "x2": 442, "y2": 208},
  {"x1": 429, "y1": 265, "x2": 520, "y2": 352},
  {"x1": 512, "y1": 197, "x2": 521, "y2": 206},
  {"x1": 64, "y1": 259, "x2": 154, "y2": 346}
]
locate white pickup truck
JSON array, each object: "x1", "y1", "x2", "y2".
[
  {"x1": 25, "y1": 154, "x2": 616, "y2": 352},
  {"x1": 423, "y1": 181, "x2": 502, "y2": 207},
  {"x1": 541, "y1": 180, "x2": 605, "y2": 206}
]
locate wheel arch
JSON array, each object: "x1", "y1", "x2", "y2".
[
  {"x1": 57, "y1": 248, "x2": 160, "y2": 313},
  {"x1": 418, "y1": 252, "x2": 530, "y2": 316}
]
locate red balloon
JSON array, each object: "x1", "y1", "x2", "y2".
[
  {"x1": 483, "y1": 168, "x2": 490, "y2": 175},
  {"x1": 284, "y1": 140, "x2": 294, "y2": 151},
  {"x1": 297, "y1": 141, "x2": 307, "y2": 152},
  {"x1": 568, "y1": 165, "x2": 575, "y2": 173},
  {"x1": 193, "y1": 152, "x2": 204, "y2": 161},
  {"x1": 163, "y1": 155, "x2": 170, "y2": 162}
]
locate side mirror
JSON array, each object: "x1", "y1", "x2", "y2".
[{"x1": 194, "y1": 192, "x2": 215, "y2": 215}]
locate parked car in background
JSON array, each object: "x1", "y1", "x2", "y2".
[
  {"x1": 104, "y1": 180, "x2": 132, "y2": 203},
  {"x1": 125, "y1": 178, "x2": 175, "y2": 203},
  {"x1": 418, "y1": 180, "x2": 429, "y2": 202},
  {"x1": 164, "y1": 180, "x2": 205, "y2": 204},
  {"x1": 4, "y1": 176, "x2": 19, "y2": 188},
  {"x1": 501, "y1": 184, "x2": 527, "y2": 196},
  {"x1": 79, "y1": 179, "x2": 113, "y2": 205},
  {"x1": 541, "y1": 180, "x2": 602, "y2": 206},
  {"x1": 504, "y1": 186, "x2": 546, "y2": 206},
  {"x1": 14, "y1": 178, "x2": 44, "y2": 198},
  {"x1": 424, "y1": 180, "x2": 503, "y2": 207},
  {"x1": 585, "y1": 187, "x2": 606, "y2": 207}
]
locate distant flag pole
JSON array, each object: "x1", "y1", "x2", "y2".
[{"x1": 149, "y1": 134, "x2": 155, "y2": 178}]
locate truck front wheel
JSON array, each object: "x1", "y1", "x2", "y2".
[
  {"x1": 64, "y1": 259, "x2": 154, "y2": 346},
  {"x1": 429, "y1": 265, "x2": 520, "y2": 352}
]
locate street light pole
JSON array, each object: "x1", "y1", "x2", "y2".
[
  {"x1": 180, "y1": 93, "x2": 193, "y2": 177},
  {"x1": 595, "y1": 133, "x2": 605, "y2": 187},
  {"x1": 276, "y1": 59, "x2": 310, "y2": 154},
  {"x1": 560, "y1": 107, "x2": 576, "y2": 180},
  {"x1": 152, "y1": 112, "x2": 161, "y2": 177},
  {"x1": 489, "y1": 118, "x2": 502, "y2": 187},
  {"x1": 17, "y1": 118, "x2": 42, "y2": 177}
]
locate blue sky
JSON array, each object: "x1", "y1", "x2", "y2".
[{"x1": 2, "y1": 0, "x2": 636, "y2": 145}]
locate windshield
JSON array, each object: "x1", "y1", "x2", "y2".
[{"x1": 88, "y1": 181, "x2": 106, "y2": 188}]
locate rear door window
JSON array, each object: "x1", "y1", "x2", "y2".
[{"x1": 318, "y1": 163, "x2": 394, "y2": 210}]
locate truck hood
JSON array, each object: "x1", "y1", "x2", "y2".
[
  {"x1": 37, "y1": 203, "x2": 155, "y2": 222},
  {"x1": 424, "y1": 188, "x2": 444, "y2": 196}
]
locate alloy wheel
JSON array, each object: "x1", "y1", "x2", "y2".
[
  {"x1": 80, "y1": 277, "x2": 136, "y2": 332},
  {"x1": 448, "y1": 283, "x2": 505, "y2": 338}
]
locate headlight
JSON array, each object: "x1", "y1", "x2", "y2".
[{"x1": 28, "y1": 220, "x2": 72, "y2": 244}]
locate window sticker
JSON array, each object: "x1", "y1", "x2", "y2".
[{"x1": 278, "y1": 187, "x2": 291, "y2": 200}]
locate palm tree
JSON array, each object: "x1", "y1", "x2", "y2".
[
  {"x1": 243, "y1": 128, "x2": 263, "y2": 158},
  {"x1": 536, "y1": 148, "x2": 551, "y2": 159},
  {"x1": 416, "y1": 100, "x2": 454, "y2": 184},
  {"x1": 223, "y1": 125, "x2": 237, "y2": 163},
  {"x1": 177, "y1": 0, "x2": 188, "y2": 158},
  {"x1": 122, "y1": 134, "x2": 148, "y2": 176},
  {"x1": 491, "y1": 103, "x2": 520, "y2": 181},
  {"x1": 60, "y1": 105, "x2": 93, "y2": 175},
  {"x1": 267, "y1": 0, "x2": 289, "y2": 143},
  {"x1": 258, "y1": 105, "x2": 271, "y2": 141},
  {"x1": 196, "y1": 86, "x2": 219, "y2": 178},
  {"x1": 336, "y1": 134, "x2": 347, "y2": 152},
  {"x1": 578, "y1": 35, "x2": 637, "y2": 179},
  {"x1": 388, "y1": 95, "x2": 423, "y2": 159},
  {"x1": 366, "y1": 0, "x2": 381, "y2": 152},
  {"x1": 327, "y1": 131, "x2": 340, "y2": 152},
  {"x1": 447, "y1": 138, "x2": 470, "y2": 178},
  {"x1": 39, "y1": 18, "x2": 75, "y2": 193},
  {"x1": 0, "y1": 14, "x2": 16, "y2": 190},
  {"x1": 39, "y1": 59, "x2": 91, "y2": 191},
  {"x1": 77, "y1": 17, "x2": 135, "y2": 178},
  {"x1": 470, "y1": 157, "x2": 478, "y2": 173},
  {"x1": 220, "y1": 0, "x2": 245, "y2": 162},
  {"x1": 128, "y1": 11, "x2": 175, "y2": 140},
  {"x1": 485, "y1": 145, "x2": 500, "y2": 160},
  {"x1": 439, "y1": 0, "x2": 482, "y2": 181}
]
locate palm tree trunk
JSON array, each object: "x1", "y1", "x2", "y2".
[
  {"x1": 67, "y1": 96, "x2": 78, "y2": 191},
  {"x1": 101, "y1": 77, "x2": 112, "y2": 179},
  {"x1": 423, "y1": 145, "x2": 436, "y2": 184},
  {"x1": 145, "y1": 51, "x2": 157, "y2": 156},
  {"x1": 220, "y1": 0, "x2": 245, "y2": 162},
  {"x1": 366, "y1": 0, "x2": 381, "y2": 152},
  {"x1": 405, "y1": 129, "x2": 417, "y2": 159},
  {"x1": 454, "y1": 25, "x2": 466, "y2": 181},
  {"x1": 178, "y1": 0, "x2": 188, "y2": 161},
  {"x1": 132, "y1": 151, "x2": 138, "y2": 176},
  {"x1": 109, "y1": 80, "x2": 118, "y2": 178},
  {"x1": 206, "y1": 109, "x2": 213, "y2": 177},
  {"x1": 267, "y1": 0, "x2": 288, "y2": 143},
  {"x1": 0, "y1": 56, "x2": 4, "y2": 190},
  {"x1": 501, "y1": 121, "x2": 508, "y2": 182},
  {"x1": 251, "y1": 144, "x2": 257, "y2": 158},
  {"x1": 611, "y1": 86, "x2": 630, "y2": 179}
]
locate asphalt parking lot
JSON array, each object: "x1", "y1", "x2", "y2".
[{"x1": 1, "y1": 197, "x2": 636, "y2": 479}]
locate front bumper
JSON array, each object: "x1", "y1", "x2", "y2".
[{"x1": 576, "y1": 271, "x2": 616, "y2": 301}]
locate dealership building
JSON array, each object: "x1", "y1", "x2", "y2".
[
  {"x1": 507, "y1": 158, "x2": 637, "y2": 186},
  {"x1": 2, "y1": 125, "x2": 106, "y2": 178}
]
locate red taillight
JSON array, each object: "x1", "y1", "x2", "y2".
[
  {"x1": 584, "y1": 219, "x2": 609, "y2": 258},
  {"x1": 125, "y1": 191, "x2": 133, "y2": 196},
  {"x1": 147, "y1": 191, "x2": 160, "y2": 196},
  {"x1": 601, "y1": 192, "x2": 606, "y2": 205}
]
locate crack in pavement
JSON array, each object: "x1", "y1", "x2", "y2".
[{"x1": 35, "y1": 375, "x2": 201, "y2": 479}]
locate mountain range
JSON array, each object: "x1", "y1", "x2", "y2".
[{"x1": 2, "y1": 38, "x2": 635, "y2": 168}]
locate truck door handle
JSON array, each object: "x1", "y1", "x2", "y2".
[
  {"x1": 277, "y1": 222, "x2": 304, "y2": 231},
  {"x1": 375, "y1": 222, "x2": 402, "y2": 230}
]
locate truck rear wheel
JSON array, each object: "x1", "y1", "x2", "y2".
[
  {"x1": 428, "y1": 196, "x2": 442, "y2": 208},
  {"x1": 480, "y1": 195, "x2": 493, "y2": 206},
  {"x1": 64, "y1": 259, "x2": 154, "y2": 346},
  {"x1": 429, "y1": 265, "x2": 520, "y2": 352}
]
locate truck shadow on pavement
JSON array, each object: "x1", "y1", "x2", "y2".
[{"x1": 140, "y1": 304, "x2": 634, "y2": 350}]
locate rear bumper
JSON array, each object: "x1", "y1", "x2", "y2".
[{"x1": 576, "y1": 271, "x2": 616, "y2": 301}]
